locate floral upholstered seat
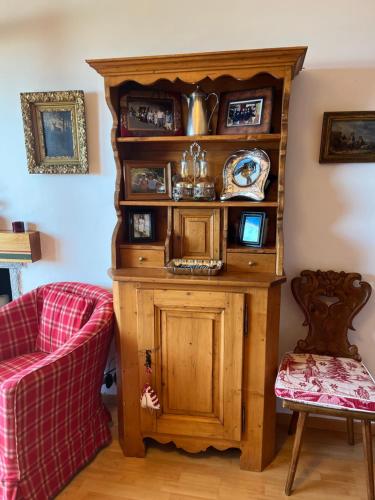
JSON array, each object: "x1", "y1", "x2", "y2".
[{"x1": 275, "y1": 352, "x2": 375, "y2": 413}]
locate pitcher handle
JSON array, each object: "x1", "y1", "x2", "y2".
[{"x1": 206, "y1": 92, "x2": 219, "y2": 133}]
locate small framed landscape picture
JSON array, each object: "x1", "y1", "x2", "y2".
[
  {"x1": 123, "y1": 160, "x2": 172, "y2": 200},
  {"x1": 120, "y1": 90, "x2": 182, "y2": 137},
  {"x1": 20, "y1": 90, "x2": 88, "y2": 174},
  {"x1": 238, "y1": 211, "x2": 267, "y2": 248},
  {"x1": 217, "y1": 87, "x2": 273, "y2": 135},
  {"x1": 128, "y1": 208, "x2": 155, "y2": 243},
  {"x1": 320, "y1": 111, "x2": 375, "y2": 163}
]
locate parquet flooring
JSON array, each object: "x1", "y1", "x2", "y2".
[{"x1": 58, "y1": 401, "x2": 372, "y2": 499}]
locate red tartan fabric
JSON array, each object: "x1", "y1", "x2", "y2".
[
  {"x1": 36, "y1": 289, "x2": 94, "y2": 352},
  {"x1": 275, "y1": 352, "x2": 375, "y2": 413},
  {"x1": 0, "y1": 282, "x2": 113, "y2": 499}
]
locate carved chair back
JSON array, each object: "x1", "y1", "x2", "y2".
[{"x1": 291, "y1": 270, "x2": 371, "y2": 361}]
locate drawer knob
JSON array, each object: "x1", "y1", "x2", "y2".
[
  {"x1": 248, "y1": 261, "x2": 255, "y2": 266},
  {"x1": 139, "y1": 256, "x2": 145, "y2": 262}
]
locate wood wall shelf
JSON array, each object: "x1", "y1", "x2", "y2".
[
  {"x1": 0, "y1": 231, "x2": 41, "y2": 263},
  {"x1": 117, "y1": 133, "x2": 281, "y2": 144},
  {"x1": 120, "y1": 200, "x2": 278, "y2": 207}
]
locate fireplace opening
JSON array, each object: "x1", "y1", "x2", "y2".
[{"x1": 0, "y1": 269, "x2": 12, "y2": 306}]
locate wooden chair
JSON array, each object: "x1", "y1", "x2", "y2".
[{"x1": 275, "y1": 270, "x2": 374, "y2": 499}]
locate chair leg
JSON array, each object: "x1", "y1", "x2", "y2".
[
  {"x1": 288, "y1": 411, "x2": 299, "y2": 435},
  {"x1": 362, "y1": 420, "x2": 374, "y2": 500},
  {"x1": 347, "y1": 417, "x2": 355, "y2": 445},
  {"x1": 285, "y1": 411, "x2": 308, "y2": 496}
]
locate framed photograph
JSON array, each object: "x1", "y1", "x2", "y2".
[
  {"x1": 127, "y1": 208, "x2": 156, "y2": 243},
  {"x1": 319, "y1": 111, "x2": 375, "y2": 163},
  {"x1": 123, "y1": 160, "x2": 172, "y2": 200},
  {"x1": 120, "y1": 90, "x2": 182, "y2": 137},
  {"x1": 217, "y1": 88, "x2": 273, "y2": 135},
  {"x1": 20, "y1": 90, "x2": 88, "y2": 174},
  {"x1": 238, "y1": 211, "x2": 268, "y2": 248}
]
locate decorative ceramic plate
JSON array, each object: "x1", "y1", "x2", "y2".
[{"x1": 220, "y1": 148, "x2": 271, "y2": 201}]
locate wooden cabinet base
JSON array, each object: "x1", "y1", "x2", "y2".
[{"x1": 113, "y1": 276, "x2": 282, "y2": 472}]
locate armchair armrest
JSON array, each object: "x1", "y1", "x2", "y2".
[{"x1": 0, "y1": 289, "x2": 39, "y2": 362}]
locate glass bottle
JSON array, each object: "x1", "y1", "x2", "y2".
[
  {"x1": 193, "y1": 150, "x2": 216, "y2": 201},
  {"x1": 172, "y1": 150, "x2": 194, "y2": 201}
]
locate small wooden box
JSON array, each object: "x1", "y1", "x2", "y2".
[{"x1": 0, "y1": 231, "x2": 41, "y2": 263}]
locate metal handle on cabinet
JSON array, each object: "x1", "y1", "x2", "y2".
[
  {"x1": 139, "y1": 256, "x2": 145, "y2": 262},
  {"x1": 248, "y1": 261, "x2": 256, "y2": 266}
]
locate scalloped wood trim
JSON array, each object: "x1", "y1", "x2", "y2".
[{"x1": 143, "y1": 433, "x2": 239, "y2": 453}]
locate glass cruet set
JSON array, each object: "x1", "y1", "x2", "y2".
[{"x1": 172, "y1": 142, "x2": 216, "y2": 201}]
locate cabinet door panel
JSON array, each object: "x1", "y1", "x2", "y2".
[
  {"x1": 137, "y1": 289, "x2": 244, "y2": 441},
  {"x1": 161, "y1": 310, "x2": 220, "y2": 416},
  {"x1": 173, "y1": 208, "x2": 220, "y2": 259}
]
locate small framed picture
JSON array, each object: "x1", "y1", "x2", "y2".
[
  {"x1": 20, "y1": 90, "x2": 88, "y2": 174},
  {"x1": 319, "y1": 111, "x2": 375, "y2": 163},
  {"x1": 123, "y1": 161, "x2": 172, "y2": 200},
  {"x1": 238, "y1": 212, "x2": 267, "y2": 247},
  {"x1": 120, "y1": 90, "x2": 182, "y2": 137},
  {"x1": 128, "y1": 208, "x2": 155, "y2": 243},
  {"x1": 217, "y1": 88, "x2": 273, "y2": 135}
]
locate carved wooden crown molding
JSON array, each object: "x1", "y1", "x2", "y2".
[{"x1": 87, "y1": 46, "x2": 307, "y2": 86}]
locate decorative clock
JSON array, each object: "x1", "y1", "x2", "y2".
[{"x1": 220, "y1": 148, "x2": 270, "y2": 201}]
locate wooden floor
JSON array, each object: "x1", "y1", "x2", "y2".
[{"x1": 58, "y1": 402, "x2": 372, "y2": 500}]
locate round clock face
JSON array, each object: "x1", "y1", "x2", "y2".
[{"x1": 232, "y1": 157, "x2": 261, "y2": 187}]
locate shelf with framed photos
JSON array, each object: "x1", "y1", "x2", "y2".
[
  {"x1": 88, "y1": 46, "x2": 307, "y2": 473},
  {"x1": 116, "y1": 132, "x2": 281, "y2": 146},
  {"x1": 119, "y1": 200, "x2": 279, "y2": 207}
]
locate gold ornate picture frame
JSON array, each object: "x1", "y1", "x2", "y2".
[{"x1": 20, "y1": 90, "x2": 88, "y2": 174}]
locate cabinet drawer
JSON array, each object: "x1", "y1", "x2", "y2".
[
  {"x1": 120, "y1": 248, "x2": 165, "y2": 268},
  {"x1": 226, "y1": 252, "x2": 276, "y2": 273}
]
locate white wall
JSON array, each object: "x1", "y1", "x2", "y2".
[{"x1": 1, "y1": 0, "x2": 375, "y2": 370}]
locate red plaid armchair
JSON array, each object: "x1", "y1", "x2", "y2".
[{"x1": 0, "y1": 282, "x2": 114, "y2": 499}]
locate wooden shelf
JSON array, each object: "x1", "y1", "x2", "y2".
[
  {"x1": 110, "y1": 267, "x2": 286, "y2": 288},
  {"x1": 227, "y1": 244, "x2": 276, "y2": 254},
  {"x1": 117, "y1": 133, "x2": 281, "y2": 144},
  {"x1": 0, "y1": 231, "x2": 41, "y2": 263},
  {"x1": 120, "y1": 200, "x2": 278, "y2": 207},
  {"x1": 120, "y1": 242, "x2": 164, "y2": 250}
]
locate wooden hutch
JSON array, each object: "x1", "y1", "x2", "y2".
[{"x1": 88, "y1": 46, "x2": 307, "y2": 471}]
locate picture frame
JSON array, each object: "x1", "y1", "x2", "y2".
[
  {"x1": 123, "y1": 160, "x2": 172, "y2": 200},
  {"x1": 20, "y1": 90, "x2": 88, "y2": 174},
  {"x1": 238, "y1": 211, "x2": 268, "y2": 248},
  {"x1": 127, "y1": 208, "x2": 156, "y2": 243},
  {"x1": 319, "y1": 111, "x2": 375, "y2": 163},
  {"x1": 217, "y1": 87, "x2": 273, "y2": 135},
  {"x1": 120, "y1": 90, "x2": 182, "y2": 137}
]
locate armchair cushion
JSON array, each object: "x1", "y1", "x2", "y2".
[
  {"x1": 36, "y1": 288, "x2": 94, "y2": 352},
  {"x1": 275, "y1": 352, "x2": 375, "y2": 413},
  {"x1": 0, "y1": 352, "x2": 47, "y2": 382}
]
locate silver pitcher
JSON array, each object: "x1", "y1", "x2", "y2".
[{"x1": 183, "y1": 87, "x2": 219, "y2": 136}]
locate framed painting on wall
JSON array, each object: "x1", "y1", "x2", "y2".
[
  {"x1": 319, "y1": 111, "x2": 375, "y2": 163},
  {"x1": 20, "y1": 90, "x2": 88, "y2": 174}
]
